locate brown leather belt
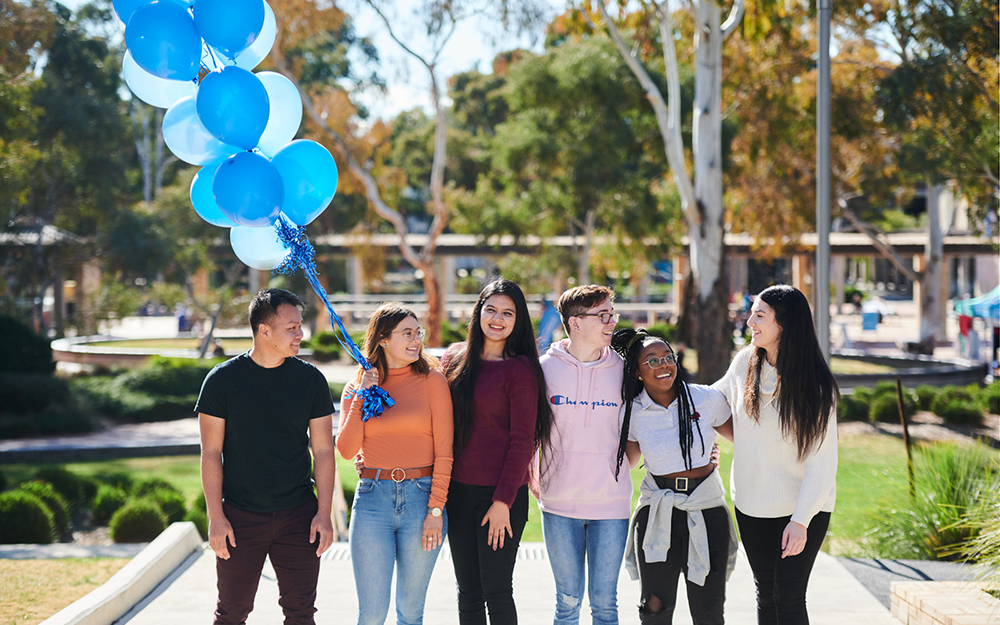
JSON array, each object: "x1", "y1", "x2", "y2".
[{"x1": 359, "y1": 466, "x2": 433, "y2": 482}]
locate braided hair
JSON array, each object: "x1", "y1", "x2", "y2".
[{"x1": 610, "y1": 328, "x2": 705, "y2": 480}]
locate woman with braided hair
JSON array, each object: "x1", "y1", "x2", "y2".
[{"x1": 611, "y1": 328, "x2": 736, "y2": 625}]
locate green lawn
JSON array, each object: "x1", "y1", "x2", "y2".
[
  {"x1": 1, "y1": 432, "x2": 918, "y2": 555},
  {"x1": 83, "y1": 338, "x2": 255, "y2": 351}
]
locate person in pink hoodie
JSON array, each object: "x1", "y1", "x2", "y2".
[{"x1": 535, "y1": 285, "x2": 639, "y2": 625}]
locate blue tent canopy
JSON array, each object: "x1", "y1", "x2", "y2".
[{"x1": 955, "y1": 286, "x2": 1000, "y2": 321}]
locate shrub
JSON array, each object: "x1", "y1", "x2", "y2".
[
  {"x1": 869, "y1": 391, "x2": 917, "y2": 423},
  {"x1": 838, "y1": 394, "x2": 869, "y2": 422},
  {"x1": 0, "y1": 490, "x2": 55, "y2": 543},
  {"x1": 441, "y1": 321, "x2": 466, "y2": 347},
  {"x1": 95, "y1": 471, "x2": 135, "y2": 494},
  {"x1": 645, "y1": 323, "x2": 678, "y2": 344},
  {"x1": 34, "y1": 467, "x2": 98, "y2": 511},
  {"x1": 0, "y1": 373, "x2": 94, "y2": 439},
  {"x1": 959, "y1": 463, "x2": 1000, "y2": 594},
  {"x1": 983, "y1": 380, "x2": 999, "y2": 415},
  {"x1": 915, "y1": 385, "x2": 939, "y2": 411},
  {"x1": 145, "y1": 489, "x2": 187, "y2": 523},
  {"x1": 0, "y1": 315, "x2": 54, "y2": 374},
  {"x1": 118, "y1": 357, "x2": 216, "y2": 396},
  {"x1": 872, "y1": 380, "x2": 903, "y2": 398},
  {"x1": 18, "y1": 481, "x2": 70, "y2": 537},
  {"x1": 931, "y1": 386, "x2": 984, "y2": 426},
  {"x1": 301, "y1": 331, "x2": 343, "y2": 362},
  {"x1": 193, "y1": 492, "x2": 206, "y2": 513},
  {"x1": 91, "y1": 485, "x2": 128, "y2": 525},
  {"x1": 134, "y1": 478, "x2": 182, "y2": 498},
  {"x1": 0, "y1": 469, "x2": 7, "y2": 492},
  {"x1": 109, "y1": 501, "x2": 167, "y2": 543},
  {"x1": 865, "y1": 442, "x2": 998, "y2": 560},
  {"x1": 184, "y1": 508, "x2": 208, "y2": 540},
  {"x1": 0, "y1": 373, "x2": 70, "y2": 414}
]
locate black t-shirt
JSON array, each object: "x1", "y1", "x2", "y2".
[{"x1": 195, "y1": 353, "x2": 335, "y2": 513}]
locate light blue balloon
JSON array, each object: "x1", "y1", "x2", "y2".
[
  {"x1": 113, "y1": 0, "x2": 192, "y2": 23},
  {"x1": 162, "y1": 96, "x2": 240, "y2": 165},
  {"x1": 190, "y1": 157, "x2": 239, "y2": 227},
  {"x1": 271, "y1": 140, "x2": 338, "y2": 226},
  {"x1": 230, "y1": 222, "x2": 290, "y2": 270},
  {"x1": 213, "y1": 152, "x2": 283, "y2": 227},
  {"x1": 123, "y1": 50, "x2": 197, "y2": 109},
  {"x1": 256, "y1": 72, "x2": 302, "y2": 157},
  {"x1": 193, "y1": 0, "x2": 265, "y2": 59},
  {"x1": 197, "y1": 67, "x2": 269, "y2": 150},
  {"x1": 232, "y1": 1, "x2": 275, "y2": 71},
  {"x1": 125, "y1": 1, "x2": 202, "y2": 81}
]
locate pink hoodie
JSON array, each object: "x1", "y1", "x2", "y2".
[{"x1": 537, "y1": 339, "x2": 633, "y2": 520}]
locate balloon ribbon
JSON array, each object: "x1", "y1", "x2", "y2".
[{"x1": 273, "y1": 219, "x2": 394, "y2": 421}]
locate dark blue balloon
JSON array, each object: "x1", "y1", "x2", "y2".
[
  {"x1": 125, "y1": 1, "x2": 202, "y2": 81},
  {"x1": 271, "y1": 140, "x2": 338, "y2": 226},
  {"x1": 197, "y1": 67, "x2": 269, "y2": 150},
  {"x1": 213, "y1": 152, "x2": 283, "y2": 227},
  {"x1": 194, "y1": 0, "x2": 265, "y2": 59}
]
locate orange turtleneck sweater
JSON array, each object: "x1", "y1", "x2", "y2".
[{"x1": 337, "y1": 366, "x2": 454, "y2": 509}]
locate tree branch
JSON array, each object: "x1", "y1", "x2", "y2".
[
  {"x1": 588, "y1": 2, "x2": 697, "y2": 220},
  {"x1": 838, "y1": 196, "x2": 922, "y2": 282},
  {"x1": 720, "y1": 0, "x2": 745, "y2": 39}
]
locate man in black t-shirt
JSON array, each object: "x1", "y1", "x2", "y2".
[{"x1": 196, "y1": 289, "x2": 335, "y2": 625}]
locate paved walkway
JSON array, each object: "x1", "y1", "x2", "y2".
[{"x1": 116, "y1": 541, "x2": 898, "y2": 625}]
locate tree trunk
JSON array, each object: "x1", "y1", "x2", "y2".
[
  {"x1": 423, "y1": 268, "x2": 442, "y2": 347},
  {"x1": 688, "y1": 0, "x2": 731, "y2": 383},
  {"x1": 917, "y1": 183, "x2": 943, "y2": 353},
  {"x1": 578, "y1": 209, "x2": 596, "y2": 285}
]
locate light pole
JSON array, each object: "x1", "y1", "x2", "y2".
[{"x1": 816, "y1": 0, "x2": 832, "y2": 361}]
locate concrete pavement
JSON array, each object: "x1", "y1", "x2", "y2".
[{"x1": 117, "y1": 541, "x2": 898, "y2": 625}]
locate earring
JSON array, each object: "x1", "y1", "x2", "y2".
[{"x1": 638, "y1": 376, "x2": 643, "y2": 380}]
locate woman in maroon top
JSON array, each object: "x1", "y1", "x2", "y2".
[{"x1": 443, "y1": 278, "x2": 553, "y2": 625}]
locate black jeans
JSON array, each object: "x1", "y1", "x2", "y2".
[
  {"x1": 446, "y1": 481, "x2": 529, "y2": 625},
  {"x1": 634, "y1": 504, "x2": 730, "y2": 625},
  {"x1": 734, "y1": 509, "x2": 831, "y2": 625},
  {"x1": 215, "y1": 498, "x2": 320, "y2": 625}
]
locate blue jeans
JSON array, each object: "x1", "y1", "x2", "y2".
[
  {"x1": 541, "y1": 511, "x2": 629, "y2": 625},
  {"x1": 349, "y1": 476, "x2": 446, "y2": 625}
]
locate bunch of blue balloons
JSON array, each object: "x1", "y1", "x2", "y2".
[{"x1": 118, "y1": 0, "x2": 339, "y2": 271}]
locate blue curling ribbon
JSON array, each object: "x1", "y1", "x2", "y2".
[{"x1": 272, "y1": 218, "x2": 394, "y2": 421}]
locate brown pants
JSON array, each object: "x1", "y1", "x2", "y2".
[{"x1": 214, "y1": 498, "x2": 320, "y2": 625}]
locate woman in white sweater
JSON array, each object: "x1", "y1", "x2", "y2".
[{"x1": 713, "y1": 285, "x2": 838, "y2": 625}]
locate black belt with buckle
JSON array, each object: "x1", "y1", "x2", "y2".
[{"x1": 652, "y1": 473, "x2": 710, "y2": 493}]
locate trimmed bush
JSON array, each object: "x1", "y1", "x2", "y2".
[
  {"x1": 441, "y1": 322, "x2": 466, "y2": 348},
  {"x1": 109, "y1": 501, "x2": 167, "y2": 543},
  {"x1": 984, "y1": 380, "x2": 999, "y2": 415},
  {"x1": 838, "y1": 394, "x2": 869, "y2": 422},
  {"x1": 134, "y1": 478, "x2": 182, "y2": 498},
  {"x1": 34, "y1": 467, "x2": 98, "y2": 512},
  {"x1": 145, "y1": 489, "x2": 187, "y2": 523},
  {"x1": 184, "y1": 508, "x2": 208, "y2": 540},
  {"x1": 18, "y1": 481, "x2": 70, "y2": 537},
  {"x1": 0, "y1": 469, "x2": 7, "y2": 492},
  {"x1": 645, "y1": 323, "x2": 678, "y2": 344},
  {"x1": 301, "y1": 331, "x2": 343, "y2": 362},
  {"x1": 0, "y1": 315, "x2": 54, "y2": 374},
  {"x1": 0, "y1": 490, "x2": 55, "y2": 543},
  {"x1": 193, "y1": 492, "x2": 206, "y2": 513},
  {"x1": 869, "y1": 390, "x2": 917, "y2": 423},
  {"x1": 96, "y1": 471, "x2": 135, "y2": 494},
  {"x1": 931, "y1": 386, "x2": 984, "y2": 426},
  {"x1": 0, "y1": 373, "x2": 70, "y2": 414},
  {"x1": 915, "y1": 385, "x2": 939, "y2": 411},
  {"x1": 91, "y1": 485, "x2": 128, "y2": 525},
  {"x1": 0, "y1": 373, "x2": 93, "y2": 439}
]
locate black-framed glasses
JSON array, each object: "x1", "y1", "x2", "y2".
[
  {"x1": 575, "y1": 312, "x2": 620, "y2": 324},
  {"x1": 642, "y1": 354, "x2": 677, "y2": 369},
  {"x1": 391, "y1": 328, "x2": 426, "y2": 342}
]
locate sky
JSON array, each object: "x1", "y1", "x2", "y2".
[{"x1": 57, "y1": 0, "x2": 563, "y2": 122}]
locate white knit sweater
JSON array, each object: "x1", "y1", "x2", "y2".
[{"x1": 713, "y1": 347, "x2": 837, "y2": 527}]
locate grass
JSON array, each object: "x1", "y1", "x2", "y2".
[
  {"x1": 81, "y1": 338, "x2": 254, "y2": 351},
  {"x1": 0, "y1": 558, "x2": 129, "y2": 625},
  {"x1": 829, "y1": 358, "x2": 898, "y2": 375}
]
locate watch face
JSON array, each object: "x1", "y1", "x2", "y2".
[{"x1": 431, "y1": 507, "x2": 442, "y2": 517}]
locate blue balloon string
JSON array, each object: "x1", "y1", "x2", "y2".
[{"x1": 273, "y1": 219, "x2": 394, "y2": 421}]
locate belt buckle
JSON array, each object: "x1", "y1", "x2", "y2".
[
  {"x1": 675, "y1": 477, "x2": 688, "y2": 492},
  {"x1": 390, "y1": 468, "x2": 406, "y2": 482}
]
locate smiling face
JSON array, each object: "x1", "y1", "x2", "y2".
[
  {"x1": 747, "y1": 298, "x2": 782, "y2": 357},
  {"x1": 480, "y1": 294, "x2": 517, "y2": 347},
  {"x1": 636, "y1": 338, "x2": 678, "y2": 403},
  {"x1": 258, "y1": 303, "x2": 304, "y2": 359},
  {"x1": 569, "y1": 297, "x2": 617, "y2": 350},
  {"x1": 381, "y1": 315, "x2": 423, "y2": 369}
]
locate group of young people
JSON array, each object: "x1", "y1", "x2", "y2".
[{"x1": 196, "y1": 280, "x2": 839, "y2": 625}]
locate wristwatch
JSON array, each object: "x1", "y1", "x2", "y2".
[{"x1": 429, "y1": 507, "x2": 442, "y2": 518}]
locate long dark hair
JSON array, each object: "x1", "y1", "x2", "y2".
[
  {"x1": 354, "y1": 303, "x2": 431, "y2": 384},
  {"x1": 611, "y1": 328, "x2": 704, "y2": 479},
  {"x1": 743, "y1": 285, "x2": 839, "y2": 459},
  {"x1": 445, "y1": 278, "x2": 553, "y2": 457}
]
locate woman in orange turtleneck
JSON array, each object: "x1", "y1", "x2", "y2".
[{"x1": 336, "y1": 303, "x2": 453, "y2": 625}]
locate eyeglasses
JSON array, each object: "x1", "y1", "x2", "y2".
[
  {"x1": 574, "y1": 312, "x2": 620, "y2": 324},
  {"x1": 642, "y1": 354, "x2": 677, "y2": 369},
  {"x1": 391, "y1": 328, "x2": 426, "y2": 342}
]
